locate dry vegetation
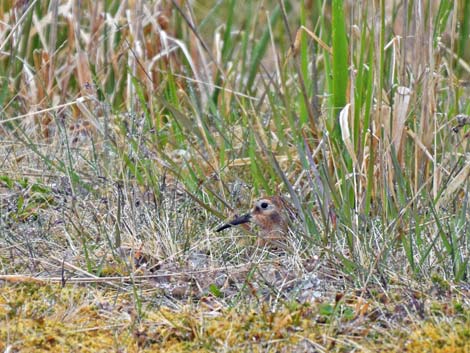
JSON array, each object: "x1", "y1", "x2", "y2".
[{"x1": 0, "y1": 0, "x2": 469, "y2": 352}]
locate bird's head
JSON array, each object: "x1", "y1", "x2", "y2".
[{"x1": 216, "y1": 196, "x2": 289, "y2": 234}]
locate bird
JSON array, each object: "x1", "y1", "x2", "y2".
[{"x1": 216, "y1": 196, "x2": 295, "y2": 247}]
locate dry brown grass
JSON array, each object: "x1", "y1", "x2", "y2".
[{"x1": 1, "y1": 0, "x2": 470, "y2": 351}]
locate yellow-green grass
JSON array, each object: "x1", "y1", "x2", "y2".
[{"x1": 1, "y1": 0, "x2": 470, "y2": 351}]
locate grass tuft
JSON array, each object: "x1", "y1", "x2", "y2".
[{"x1": 1, "y1": 0, "x2": 469, "y2": 351}]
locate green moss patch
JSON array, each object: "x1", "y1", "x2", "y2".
[{"x1": 1, "y1": 283, "x2": 468, "y2": 352}]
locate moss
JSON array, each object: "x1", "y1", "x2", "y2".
[
  {"x1": 0, "y1": 283, "x2": 133, "y2": 352},
  {"x1": 1, "y1": 283, "x2": 469, "y2": 352},
  {"x1": 405, "y1": 323, "x2": 470, "y2": 353}
]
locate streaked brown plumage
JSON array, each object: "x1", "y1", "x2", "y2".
[{"x1": 216, "y1": 196, "x2": 295, "y2": 247}]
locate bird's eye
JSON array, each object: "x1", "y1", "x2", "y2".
[{"x1": 260, "y1": 202, "x2": 269, "y2": 209}]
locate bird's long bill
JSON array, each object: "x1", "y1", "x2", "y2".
[{"x1": 215, "y1": 213, "x2": 252, "y2": 232}]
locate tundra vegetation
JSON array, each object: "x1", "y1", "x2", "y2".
[{"x1": 0, "y1": 1, "x2": 469, "y2": 352}]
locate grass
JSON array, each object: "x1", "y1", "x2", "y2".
[{"x1": 0, "y1": 0, "x2": 469, "y2": 351}]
